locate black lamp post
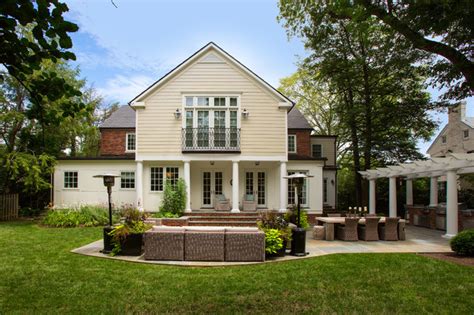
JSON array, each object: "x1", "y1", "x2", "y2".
[
  {"x1": 93, "y1": 173, "x2": 121, "y2": 254},
  {"x1": 284, "y1": 172, "x2": 313, "y2": 256}
]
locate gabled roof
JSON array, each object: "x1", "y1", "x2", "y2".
[
  {"x1": 100, "y1": 105, "x2": 135, "y2": 129},
  {"x1": 288, "y1": 106, "x2": 313, "y2": 129},
  {"x1": 128, "y1": 42, "x2": 294, "y2": 107}
]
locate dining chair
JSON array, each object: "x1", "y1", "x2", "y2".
[
  {"x1": 379, "y1": 217, "x2": 400, "y2": 241},
  {"x1": 358, "y1": 217, "x2": 380, "y2": 241},
  {"x1": 336, "y1": 217, "x2": 359, "y2": 241}
]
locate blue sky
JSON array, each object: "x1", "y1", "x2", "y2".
[{"x1": 64, "y1": 0, "x2": 472, "y2": 155}]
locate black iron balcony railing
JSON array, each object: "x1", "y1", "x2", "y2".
[{"x1": 182, "y1": 127, "x2": 240, "y2": 152}]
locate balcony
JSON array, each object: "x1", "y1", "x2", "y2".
[{"x1": 182, "y1": 127, "x2": 241, "y2": 153}]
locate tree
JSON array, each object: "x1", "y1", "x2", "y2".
[
  {"x1": 1, "y1": 1, "x2": 84, "y2": 120},
  {"x1": 279, "y1": 7, "x2": 437, "y2": 205},
  {"x1": 278, "y1": 0, "x2": 473, "y2": 100},
  {"x1": 279, "y1": 69, "x2": 350, "y2": 158}
]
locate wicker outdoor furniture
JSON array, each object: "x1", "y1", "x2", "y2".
[
  {"x1": 184, "y1": 227, "x2": 226, "y2": 261},
  {"x1": 398, "y1": 220, "x2": 406, "y2": 240},
  {"x1": 336, "y1": 217, "x2": 359, "y2": 241},
  {"x1": 143, "y1": 226, "x2": 185, "y2": 260},
  {"x1": 327, "y1": 213, "x2": 342, "y2": 217},
  {"x1": 379, "y1": 217, "x2": 400, "y2": 241},
  {"x1": 312, "y1": 225, "x2": 325, "y2": 240},
  {"x1": 225, "y1": 227, "x2": 265, "y2": 262},
  {"x1": 214, "y1": 194, "x2": 231, "y2": 211},
  {"x1": 358, "y1": 217, "x2": 380, "y2": 241},
  {"x1": 242, "y1": 194, "x2": 257, "y2": 211}
]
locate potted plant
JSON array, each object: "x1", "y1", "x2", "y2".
[
  {"x1": 257, "y1": 212, "x2": 292, "y2": 257},
  {"x1": 109, "y1": 208, "x2": 152, "y2": 256}
]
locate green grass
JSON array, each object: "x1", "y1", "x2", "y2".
[{"x1": 0, "y1": 221, "x2": 473, "y2": 314}]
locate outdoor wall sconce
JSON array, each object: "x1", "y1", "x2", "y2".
[
  {"x1": 255, "y1": 161, "x2": 260, "y2": 166},
  {"x1": 241, "y1": 108, "x2": 249, "y2": 119},
  {"x1": 331, "y1": 179, "x2": 335, "y2": 185},
  {"x1": 93, "y1": 173, "x2": 121, "y2": 254},
  {"x1": 210, "y1": 161, "x2": 215, "y2": 166},
  {"x1": 174, "y1": 108, "x2": 182, "y2": 119}
]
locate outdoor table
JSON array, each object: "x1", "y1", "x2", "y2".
[{"x1": 316, "y1": 217, "x2": 406, "y2": 241}]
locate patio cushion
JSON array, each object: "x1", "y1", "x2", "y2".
[
  {"x1": 245, "y1": 194, "x2": 254, "y2": 201},
  {"x1": 225, "y1": 227, "x2": 259, "y2": 233},
  {"x1": 216, "y1": 194, "x2": 227, "y2": 201},
  {"x1": 152, "y1": 226, "x2": 185, "y2": 232},
  {"x1": 185, "y1": 226, "x2": 226, "y2": 232}
]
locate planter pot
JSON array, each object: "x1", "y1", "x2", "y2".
[
  {"x1": 266, "y1": 240, "x2": 287, "y2": 258},
  {"x1": 119, "y1": 233, "x2": 143, "y2": 256}
]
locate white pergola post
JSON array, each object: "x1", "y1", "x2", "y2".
[
  {"x1": 429, "y1": 176, "x2": 439, "y2": 207},
  {"x1": 444, "y1": 170, "x2": 458, "y2": 238},
  {"x1": 231, "y1": 161, "x2": 240, "y2": 213},
  {"x1": 184, "y1": 161, "x2": 191, "y2": 213},
  {"x1": 136, "y1": 161, "x2": 143, "y2": 211},
  {"x1": 406, "y1": 179, "x2": 413, "y2": 206},
  {"x1": 389, "y1": 176, "x2": 397, "y2": 217},
  {"x1": 279, "y1": 162, "x2": 287, "y2": 212},
  {"x1": 369, "y1": 179, "x2": 376, "y2": 214}
]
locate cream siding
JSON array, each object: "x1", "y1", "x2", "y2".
[
  {"x1": 311, "y1": 137, "x2": 336, "y2": 166},
  {"x1": 136, "y1": 50, "x2": 287, "y2": 157}
]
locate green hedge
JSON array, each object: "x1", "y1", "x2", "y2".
[
  {"x1": 42, "y1": 205, "x2": 119, "y2": 227},
  {"x1": 450, "y1": 229, "x2": 474, "y2": 256}
]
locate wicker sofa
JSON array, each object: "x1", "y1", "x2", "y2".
[{"x1": 144, "y1": 226, "x2": 265, "y2": 262}]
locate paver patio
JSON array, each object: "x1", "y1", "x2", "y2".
[{"x1": 72, "y1": 225, "x2": 451, "y2": 266}]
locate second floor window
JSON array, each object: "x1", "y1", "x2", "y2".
[
  {"x1": 312, "y1": 144, "x2": 322, "y2": 158},
  {"x1": 463, "y1": 130, "x2": 469, "y2": 139},
  {"x1": 126, "y1": 133, "x2": 136, "y2": 151},
  {"x1": 288, "y1": 135, "x2": 296, "y2": 153}
]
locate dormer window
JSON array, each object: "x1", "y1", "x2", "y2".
[
  {"x1": 441, "y1": 135, "x2": 447, "y2": 144},
  {"x1": 463, "y1": 130, "x2": 469, "y2": 139},
  {"x1": 312, "y1": 144, "x2": 322, "y2": 158},
  {"x1": 288, "y1": 135, "x2": 296, "y2": 153},
  {"x1": 126, "y1": 133, "x2": 136, "y2": 152}
]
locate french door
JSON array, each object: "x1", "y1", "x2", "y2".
[
  {"x1": 245, "y1": 171, "x2": 266, "y2": 207},
  {"x1": 202, "y1": 171, "x2": 224, "y2": 207}
]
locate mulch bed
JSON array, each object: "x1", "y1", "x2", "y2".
[{"x1": 420, "y1": 252, "x2": 474, "y2": 267}]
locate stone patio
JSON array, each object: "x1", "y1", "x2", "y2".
[{"x1": 71, "y1": 226, "x2": 451, "y2": 267}]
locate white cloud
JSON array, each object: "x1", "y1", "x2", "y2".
[{"x1": 97, "y1": 74, "x2": 155, "y2": 104}]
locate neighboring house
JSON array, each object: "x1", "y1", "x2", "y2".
[
  {"x1": 427, "y1": 101, "x2": 474, "y2": 157},
  {"x1": 53, "y1": 42, "x2": 337, "y2": 215}
]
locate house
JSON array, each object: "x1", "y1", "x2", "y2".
[
  {"x1": 53, "y1": 42, "x2": 337, "y2": 217},
  {"x1": 427, "y1": 101, "x2": 474, "y2": 157}
]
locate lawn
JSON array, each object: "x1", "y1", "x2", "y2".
[{"x1": 0, "y1": 222, "x2": 473, "y2": 314}]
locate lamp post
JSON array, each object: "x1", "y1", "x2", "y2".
[
  {"x1": 283, "y1": 172, "x2": 313, "y2": 256},
  {"x1": 93, "y1": 173, "x2": 121, "y2": 253}
]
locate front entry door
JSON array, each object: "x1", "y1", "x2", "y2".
[
  {"x1": 245, "y1": 171, "x2": 266, "y2": 208},
  {"x1": 202, "y1": 171, "x2": 224, "y2": 207}
]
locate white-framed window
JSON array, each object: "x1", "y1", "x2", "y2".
[
  {"x1": 441, "y1": 135, "x2": 447, "y2": 144},
  {"x1": 120, "y1": 171, "x2": 135, "y2": 189},
  {"x1": 287, "y1": 171, "x2": 308, "y2": 206},
  {"x1": 463, "y1": 130, "x2": 469, "y2": 139},
  {"x1": 312, "y1": 144, "x2": 323, "y2": 158},
  {"x1": 126, "y1": 133, "x2": 136, "y2": 152},
  {"x1": 323, "y1": 178, "x2": 328, "y2": 203},
  {"x1": 64, "y1": 171, "x2": 78, "y2": 189},
  {"x1": 288, "y1": 135, "x2": 297, "y2": 153},
  {"x1": 150, "y1": 167, "x2": 179, "y2": 192}
]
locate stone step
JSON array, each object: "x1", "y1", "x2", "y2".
[
  {"x1": 186, "y1": 211, "x2": 260, "y2": 217},
  {"x1": 188, "y1": 215, "x2": 259, "y2": 222},
  {"x1": 188, "y1": 220, "x2": 257, "y2": 227}
]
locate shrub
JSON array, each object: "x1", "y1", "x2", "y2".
[
  {"x1": 257, "y1": 212, "x2": 292, "y2": 243},
  {"x1": 263, "y1": 228, "x2": 284, "y2": 254},
  {"x1": 159, "y1": 178, "x2": 186, "y2": 216},
  {"x1": 450, "y1": 229, "x2": 474, "y2": 256},
  {"x1": 109, "y1": 208, "x2": 151, "y2": 255},
  {"x1": 42, "y1": 205, "x2": 119, "y2": 227},
  {"x1": 151, "y1": 211, "x2": 180, "y2": 218},
  {"x1": 284, "y1": 206, "x2": 309, "y2": 229}
]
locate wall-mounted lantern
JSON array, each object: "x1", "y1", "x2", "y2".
[
  {"x1": 174, "y1": 108, "x2": 182, "y2": 119},
  {"x1": 93, "y1": 173, "x2": 121, "y2": 254},
  {"x1": 241, "y1": 108, "x2": 249, "y2": 119}
]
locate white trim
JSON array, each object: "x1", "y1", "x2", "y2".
[
  {"x1": 136, "y1": 154, "x2": 287, "y2": 162},
  {"x1": 63, "y1": 170, "x2": 79, "y2": 190},
  {"x1": 131, "y1": 101, "x2": 145, "y2": 109},
  {"x1": 125, "y1": 132, "x2": 136, "y2": 152},
  {"x1": 149, "y1": 166, "x2": 180, "y2": 193},
  {"x1": 129, "y1": 43, "x2": 293, "y2": 105},
  {"x1": 119, "y1": 170, "x2": 136, "y2": 191},
  {"x1": 288, "y1": 135, "x2": 297, "y2": 153}
]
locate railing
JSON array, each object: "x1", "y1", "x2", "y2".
[{"x1": 182, "y1": 127, "x2": 240, "y2": 152}]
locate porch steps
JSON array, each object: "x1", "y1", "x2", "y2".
[
  {"x1": 186, "y1": 211, "x2": 260, "y2": 217},
  {"x1": 186, "y1": 211, "x2": 259, "y2": 227},
  {"x1": 188, "y1": 220, "x2": 257, "y2": 227}
]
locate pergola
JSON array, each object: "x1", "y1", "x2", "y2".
[{"x1": 359, "y1": 153, "x2": 474, "y2": 238}]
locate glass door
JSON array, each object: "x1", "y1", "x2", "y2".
[
  {"x1": 245, "y1": 171, "x2": 266, "y2": 208},
  {"x1": 214, "y1": 110, "x2": 226, "y2": 148},
  {"x1": 197, "y1": 111, "x2": 209, "y2": 148},
  {"x1": 202, "y1": 171, "x2": 224, "y2": 207}
]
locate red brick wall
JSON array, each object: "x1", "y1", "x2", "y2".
[
  {"x1": 288, "y1": 129, "x2": 311, "y2": 156},
  {"x1": 100, "y1": 128, "x2": 135, "y2": 156}
]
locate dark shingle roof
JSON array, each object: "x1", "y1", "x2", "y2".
[
  {"x1": 100, "y1": 105, "x2": 135, "y2": 129},
  {"x1": 288, "y1": 107, "x2": 313, "y2": 129}
]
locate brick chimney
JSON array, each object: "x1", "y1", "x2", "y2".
[{"x1": 448, "y1": 101, "x2": 467, "y2": 123}]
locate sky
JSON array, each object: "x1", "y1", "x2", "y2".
[{"x1": 64, "y1": 0, "x2": 473, "y2": 155}]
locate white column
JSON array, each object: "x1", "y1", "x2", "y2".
[
  {"x1": 369, "y1": 179, "x2": 376, "y2": 214},
  {"x1": 279, "y1": 162, "x2": 287, "y2": 212},
  {"x1": 231, "y1": 161, "x2": 240, "y2": 213},
  {"x1": 389, "y1": 176, "x2": 397, "y2": 217},
  {"x1": 444, "y1": 170, "x2": 458, "y2": 238},
  {"x1": 429, "y1": 176, "x2": 438, "y2": 207},
  {"x1": 406, "y1": 179, "x2": 413, "y2": 206},
  {"x1": 184, "y1": 161, "x2": 191, "y2": 213},
  {"x1": 136, "y1": 161, "x2": 143, "y2": 211}
]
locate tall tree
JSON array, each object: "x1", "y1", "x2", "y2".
[
  {"x1": 278, "y1": 0, "x2": 473, "y2": 100},
  {"x1": 279, "y1": 6, "x2": 437, "y2": 205}
]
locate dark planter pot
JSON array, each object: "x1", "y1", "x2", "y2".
[
  {"x1": 119, "y1": 233, "x2": 143, "y2": 256},
  {"x1": 266, "y1": 240, "x2": 287, "y2": 258}
]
